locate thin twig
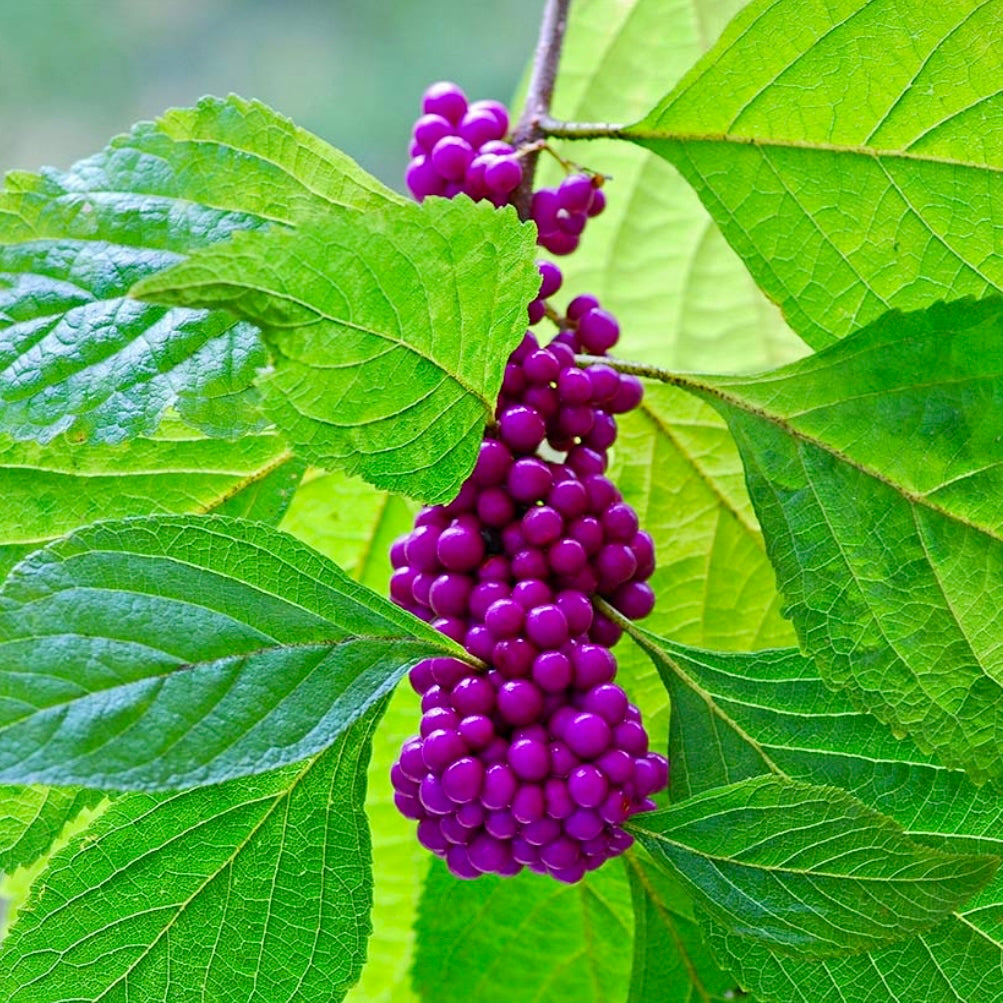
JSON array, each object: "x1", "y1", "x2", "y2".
[
  {"x1": 539, "y1": 115, "x2": 628, "y2": 140},
  {"x1": 511, "y1": 0, "x2": 573, "y2": 219}
]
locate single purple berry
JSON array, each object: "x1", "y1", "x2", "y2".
[
  {"x1": 422, "y1": 81, "x2": 468, "y2": 124},
  {"x1": 512, "y1": 784, "x2": 546, "y2": 824},
  {"x1": 508, "y1": 457, "x2": 554, "y2": 503},
  {"x1": 437, "y1": 524, "x2": 485, "y2": 573},
  {"x1": 565, "y1": 712, "x2": 613, "y2": 759},
  {"x1": 532, "y1": 650, "x2": 573, "y2": 692},
  {"x1": 568, "y1": 764, "x2": 609, "y2": 808},
  {"x1": 451, "y1": 675, "x2": 496, "y2": 717},
  {"x1": 481, "y1": 763, "x2": 518, "y2": 810},
  {"x1": 525, "y1": 604, "x2": 570, "y2": 649},
  {"x1": 499, "y1": 404, "x2": 546, "y2": 453},
  {"x1": 422, "y1": 728, "x2": 467, "y2": 772},
  {"x1": 421, "y1": 706, "x2": 460, "y2": 737},
  {"x1": 612, "y1": 581, "x2": 656, "y2": 620},
  {"x1": 493, "y1": 637, "x2": 537, "y2": 678},
  {"x1": 508, "y1": 737, "x2": 550, "y2": 781},
  {"x1": 498, "y1": 680, "x2": 545, "y2": 727},
  {"x1": 442, "y1": 756, "x2": 485, "y2": 803},
  {"x1": 583, "y1": 683, "x2": 629, "y2": 725},
  {"x1": 565, "y1": 808, "x2": 604, "y2": 841}
]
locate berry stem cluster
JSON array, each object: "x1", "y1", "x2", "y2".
[{"x1": 390, "y1": 68, "x2": 668, "y2": 884}]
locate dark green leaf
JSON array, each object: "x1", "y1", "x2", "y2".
[
  {"x1": 0, "y1": 95, "x2": 401, "y2": 443},
  {"x1": 626, "y1": 851, "x2": 747, "y2": 1002},
  {"x1": 666, "y1": 296, "x2": 1003, "y2": 782},
  {"x1": 0, "y1": 515, "x2": 470, "y2": 790},
  {"x1": 135, "y1": 197, "x2": 540, "y2": 503},
  {"x1": 630, "y1": 629, "x2": 1003, "y2": 996},
  {"x1": 0, "y1": 707, "x2": 382, "y2": 1002},
  {"x1": 631, "y1": 775, "x2": 998, "y2": 958},
  {"x1": 625, "y1": 0, "x2": 1003, "y2": 348}
]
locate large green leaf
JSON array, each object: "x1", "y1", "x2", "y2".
[
  {"x1": 631, "y1": 775, "x2": 997, "y2": 958},
  {"x1": 625, "y1": 0, "x2": 1003, "y2": 349},
  {"x1": 625, "y1": 851, "x2": 747, "y2": 1002},
  {"x1": 537, "y1": 0, "x2": 806, "y2": 371},
  {"x1": 0, "y1": 95, "x2": 400, "y2": 443},
  {"x1": 628, "y1": 628, "x2": 1003, "y2": 997},
  {"x1": 644, "y1": 296, "x2": 1003, "y2": 782},
  {"x1": 135, "y1": 197, "x2": 540, "y2": 503},
  {"x1": 0, "y1": 515, "x2": 470, "y2": 790},
  {"x1": 412, "y1": 860, "x2": 633, "y2": 1003},
  {"x1": 0, "y1": 706, "x2": 382, "y2": 1002}
]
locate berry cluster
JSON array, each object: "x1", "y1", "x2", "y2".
[
  {"x1": 406, "y1": 82, "x2": 523, "y2": 204},
  {"x1": 530, "y1": 174, "x2": 606, "y2": 256},
  {"x1": 390, "y1": 83, "x2": 667, "y2": 883}
]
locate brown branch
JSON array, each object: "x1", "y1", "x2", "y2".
[{"x1": 511, "y1": 0, "x2": 573, "y2": 219}]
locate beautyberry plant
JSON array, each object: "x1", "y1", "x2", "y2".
[{"x1": 1, "y1": 1, "x2": 1002, "y2": 1001}]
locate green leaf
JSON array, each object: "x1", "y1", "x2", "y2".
[
  {"x1": 0, "y1": 423, "x2": 295, "y2": 550},
  {"x1": 660, "y1": 296, "x2": 1003, "y2": 782},
  {"x1": 0, "y1": 95, "x2": 401, "y2": 443},
  {"x1": 701, "y1": 915, "x2": 1003, "y2": 1003},
  {"x1": 0, "y1": 514, "x2": 470, "y2": 790},
  {"x1": 537, "y1": 0, "x2": 806, "y2": 371},
  {"x1": 630, "y1": 630, "x2": 1003, "y2": 996},
  {"x1": 625, "y1": 0, "x2": 1003, "y2": 349},
  {"x1": 135, "y1": 197, "x2": 540, "y2": 503},
  {"x1": 625, "y1": 851, "x2": 748, "y2": 1002},
  {"x1": 412, "y1": 859, "x2": 633, "y2": 1003},
  {"x1": 0, "y1": 706, "x2": 382, "y2": 1002},
  {"x1": 0, "y1": 786, "x2": 102, "y2": 875},
  {"x1": 631, "y1": 775, "x2": 998, "y2": 958}
]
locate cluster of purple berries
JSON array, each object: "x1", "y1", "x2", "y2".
[
  {"x1": 405, "y1": 81, "x2": 607, "y2": 256},
  {"x1": 390, "y1": 82, "x2": 666, "y2": 883},
  {"x1": 530, "y1": 174, "x2": 606, "y2": 256},
  {"x1": 406, "y1": 82, "x2": 523, "y2": 204}
]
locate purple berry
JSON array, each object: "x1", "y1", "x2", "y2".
[
  {"x1": 564, "y1": 712, "x2": 612, "y2": 759},
  {"x1": 481, "y1": 763, "x2": 518, "y2": 810},
  {"x1": 498, "y1": 680, "x2": 545, "y2": 727},
  {"x1": 422, "y1": 81, "x2": 468, "y2": 124},
  {"x1": 442, "y1": 756, "x2": 484, "y2": 803},
  {"x1": 499, "y1": 405, "x2": 546, "y2": 453},
  {"x1": 525, "y1": 604, "x2": 569, "y2": 649},
  {"x1": 508, "y1": 737, "x2": 550, "y2": 780}
]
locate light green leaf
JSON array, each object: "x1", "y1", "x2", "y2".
[
  {"x1": 625, "y1": 0, "x2": 1003, "y2": 348},
  {"x1": 279, "y1": 468, "x2": 424, "y2": 1003},
  {"x1": 0, "y1": 515, "x2": 470, "y2": 790},
  {"x1": 135, "y1": 197, "x2": 540, "y2": 503},
  {"x1": 655, "y1": 296, "x2": 1003, "y2": 782},
  {"x1": 609, "y1": 382, "x2": 796, "y2": 740},
  {"x1": 631, "y1": 775, "x2": 998, "y2": 958},
  {"x1": 0, "y1": 707, "x2": 382, "y2": 1003},
  {"x1": 537, "y1": 0, "x2": 806, "y2": 371},
  {"x1": 0, "y1": 94, "x2": 401, "y2": 443},
  {"x1": 625, "y1": 851, "x2": 747, "y2": 1002},
  {"x1": 412, "y1": 859, "x2": 633, "y2": 1003},
  {"x1": 0, "y1": 423, "x2": 295, "y2": 549}
]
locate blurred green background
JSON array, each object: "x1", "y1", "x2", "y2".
[{"x1": 0, "y1": 0, "x2": 540, "y2": 189}]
